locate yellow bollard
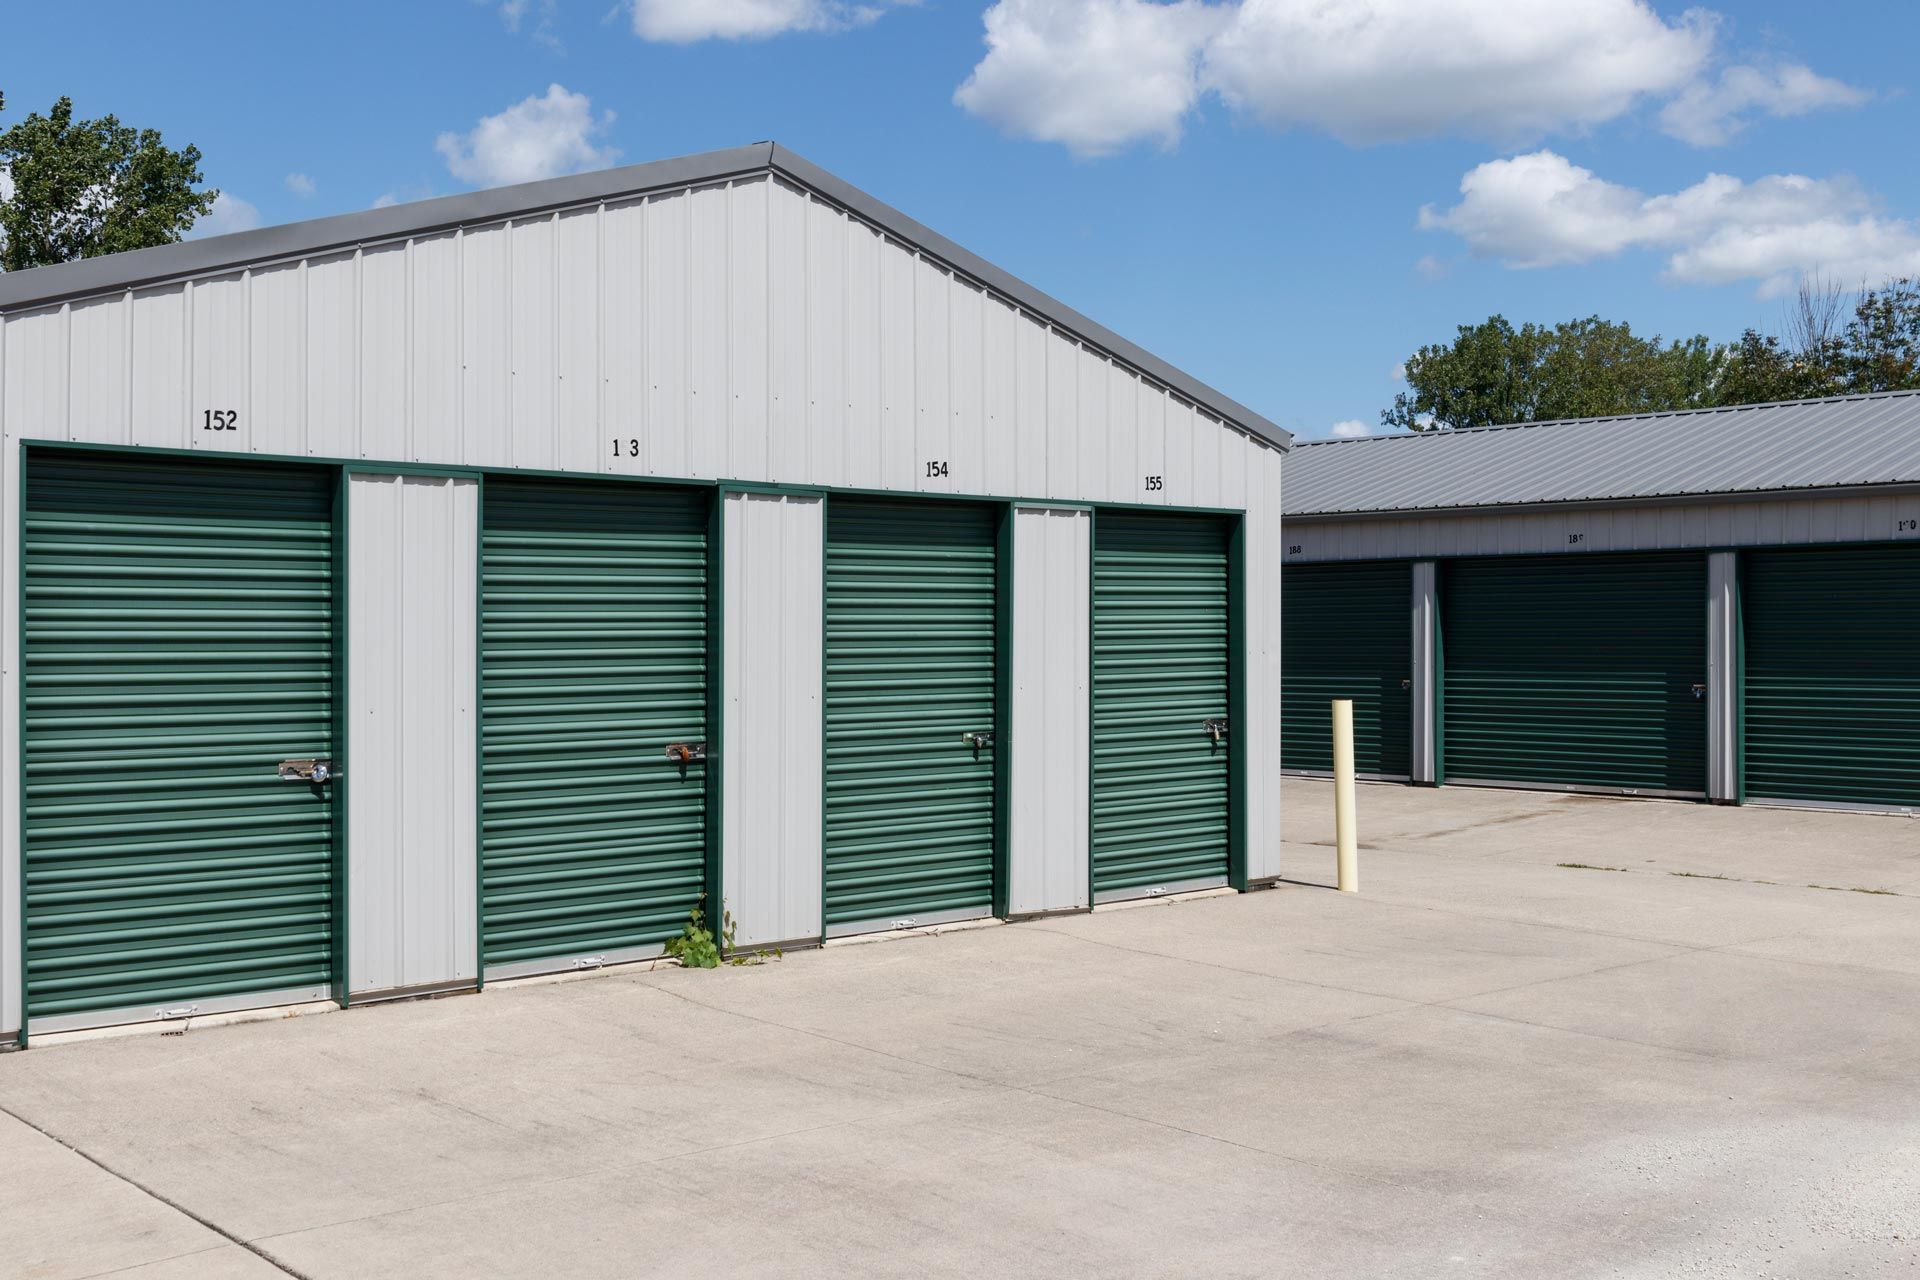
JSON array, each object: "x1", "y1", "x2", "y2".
[{"x1": 1332, "y1": 698, "x2": 1358, "y2": 892}]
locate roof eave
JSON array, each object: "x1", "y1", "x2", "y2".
[{"x1": 1285, "y1": 477, "x2": 1920, "y2": 521}]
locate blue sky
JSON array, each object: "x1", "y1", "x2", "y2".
[{"x1": 5, "y1": 1, "x2": 1916, "y2": 441}]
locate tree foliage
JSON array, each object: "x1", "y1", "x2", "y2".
[
  {"x1": 1384, "y1": 316, "x2": 1722, "y2": 431},
  {"x1": 0, "y1": 92, "x2": 217, "y2": 272},
  {"x1": 1387, "y1": 278, "x2": 1920, "y2": 431}
]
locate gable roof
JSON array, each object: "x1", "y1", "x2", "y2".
[
  {"x1": 1284, "y1": 390, "x2": 1920, "y2": 517},
  {"x1": 0, "y1": 142, "x2": 1288, "y2": 450}
]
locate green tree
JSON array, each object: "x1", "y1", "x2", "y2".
[
  {"x1": 0, "y1": 92, "x2": 218, "y2": 272},
  {"x1": 1383, "y1": 315, "x2": 1722, "y2": 432}
]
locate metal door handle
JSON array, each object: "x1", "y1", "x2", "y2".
[
  {"x1": 277, "y1": 758, "x2": 336, "y2": 783},
  {"x1": 1202, "y1": 717, "x2": 1229, "y2": 742},
  {"x1": 1401, "y1": 678, "x2": 1412, "y2": 691},
  {"x1": 961, "y1": 730, "x2": 995, "y2": 749},
  {"x1": 665, "y1": 742, "x2": 708, "y2": 763},
  {"x1": 1690, "y1": 683, "x2": 1706, "y2": 701}
]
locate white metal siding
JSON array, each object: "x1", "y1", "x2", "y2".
[
  {"x1": 0, "y1": 178, "x2": 1273, "y2": 510},
  {"x1": 1244, "y1": 445, "x2": 1285, "y2": 882},
  {"x1": 1008, "y1": 506, "x2": 1091, "y2": 915},
  {"x1": 722, "y1": 491, "x2": 824, "y2": 948},
  {"x1": 1706, "y1": 552, "x2": 1738, "y2": 803},
  {"x1": 347, "y1": 473, "x2": 479, "y2": 995},
  {"x1": 1410, "y1": 561, "x2": 1438, "y2": 785},
  {"x1": 1286, "y1": 491, "x2": 1920, "y2": 564}
]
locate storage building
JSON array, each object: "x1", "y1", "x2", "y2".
[
  {"x1": 0, "y1": 143, "x2": 1290, "y2": 1043},
  {"x1": 1281, "y1": 394, "x2": 1920, "y2": 813}
]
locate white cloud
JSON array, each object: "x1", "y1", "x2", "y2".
[
  {"x1": 497, "y1": 0, "x2": 562, "y2": 49},
  {"x1": 1658, "y1": 62, "x2": 1869, "y2": 147},
  {"x1": 1205, "y1": 0, "x2": 1710, "y2": 145},
  {"x1": 436, "y1": 85, "x2": 618, "y2": 188},
  {"x1": 629, "y1": 0, "x2": 900, "y2": 42},
  {"x1": 957, "y1": 0, "x2": 1720, "y2": 153},
  {"x1": 954, "y1": 0, "x2": 1228, "y2": 157},
  {"x1": 284, "y1": 173, "x2": 316, "y2": 198},
  {"x1": 371, "y1": 192, "x2": 401, "y2": 209},
  {"x1": 192, "y1": 192, "x2": 263, "y2": 238},
  {"x1": 1329, "y1": 419, "x2": 1371, "y2": 438},
  {"x1": 1420, "y1": 149, "x2": 1920, "y2": 297}
]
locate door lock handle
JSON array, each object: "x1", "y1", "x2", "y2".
[
  {"x1": 1690, "y1": 683, "x2": 1707, "y2": 701},
  {"x1": 277, "y1": 758, "x2": 336, "y2": 783},
  {"x1": 665, "y1": 742, "x2": 707, "y2": 763},
  {"x1": 1202, "y1": 717, "x2": 1229, "y2": 743},
  {"x1": 961, "y1": 730, "x2": 995, "y2": 749}
]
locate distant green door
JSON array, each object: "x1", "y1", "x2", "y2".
[
  {"x1": 1441, "y1": 553, "x2": 1707, "y2": 794},
  {"x1": 822, "y1": 499, "x2": 999, "y2": 935},
  {"x1": 23, "y1": 452, "x2": 337, "y2": 1031},
  {"x1": 1092, "y1": 513, "x2": 1232, "y2": 900},
  {"x1": 480, "y1": 479, "x2": 710, "y2": 974},
  {"x1": 1743, "y1": 544, "x2": 1920, "y2": 809},
  {"x1": 1282, "y1": 561, "x2": 1412, "y2": 777}
]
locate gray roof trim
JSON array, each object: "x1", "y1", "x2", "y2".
[
  {"x1": 1285, "y1": 478, "x2": 1920, "y2": 523},
  {"x1": 0, "y1": 141, "x2": 1289, "y2": 450},
  {"x1": 0, "y1": 144, "x2": 775, "y2": 310}
]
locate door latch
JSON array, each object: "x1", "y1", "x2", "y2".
[
  {"x1": 1201, "y1": 717, "x2": 1229, "y2": 743},
  {"x1": 1690, "y1": 683, "x2": 1707, "y2": 701},
  {"x1": 665, "y1": 742, "x2": 707, "y2": 763},
  {"x1": 961, "y1": 730, "x2": 995, "y2": 750},
  {"x1": 277, "y1": 758, "x2": 336, "y2": 783},
  {"x1": 1401, "y1": 677, "x2": 1413, "y2": 691}
]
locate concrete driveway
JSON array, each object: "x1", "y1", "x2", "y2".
[{"x1": 6, "y1": 779, "x2": 1920, "y2": 1279}]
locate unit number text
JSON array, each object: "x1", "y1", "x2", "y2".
[
  {"x1": 202, "y1": 409, "x2": 239, "y2": 431},
  {"x1": 1144, "y1": 475, "x2": 1164, "y2": 491},
  {"x1": 924, "y1": 460, "x2": 949, "y2": 478}
]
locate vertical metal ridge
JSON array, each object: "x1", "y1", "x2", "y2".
[
  {"x1": 1091, "y1": 512, "x2": 1232, "y2": 896},
  {"x1": 22, "y1": 451, "x2": 336, "y2": 1023}
]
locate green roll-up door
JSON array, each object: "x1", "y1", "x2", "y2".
[
  {"x1": 1092, "y1": 512, "x2": 1232, "y2": 899},
  {"x1": 1281, "y1": 561, "x2": 1412, "y2": 776},
  {"x1": 23, "y1": 452, "x2": 337, "y2": 1029},
  {"x1": 823, "y1": 498, "x2": 999, "y2": 935},
  {"x1": 480, "y1": 479, "x2": 710, "y2": 972},
  {"x1": 1441, "y1": 553, "x2": 1707, "y2": 794},
  {"x1": 1743, "y1": 544, "x2": 1920, "y2": 809}
]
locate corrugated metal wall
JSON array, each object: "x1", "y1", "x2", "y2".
[
  {"x1": 347, "y1": 473, "x2": 479, "y2": 996},
  {"x1": 1287, "y1": 493, "x2": 1920, "y2": 563},
  {"x1": 721, "y1": 491, "x2": 824, "y2": 949},
  {"x1": 0, "y1": 176, "x2": 1279, "y2": 509},
  {"x1": 0, "y1": 172, "x2": 1286, "y2": 1033},
  {"x1": 1007, "y1": 506, "x2": 1090, "y2": 916}
]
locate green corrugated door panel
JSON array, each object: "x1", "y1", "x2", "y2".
[
  {"x1": 23, "y1": 453, "x2": 336, "y2": 1022},
  {"x1": 1744, "y1": 545, "x2": 1920, "y2": 808},
  {"x1": 1092, "y1": 512, "x2": 1232, "y2": 896},
  {"x1": 823, "y1": 499, "x2": 998, "y2": 930},
  {"x1": 480, "y1": 479, "x2": 709, "y2": 967},
  {"x1": 1441, "y1": 553, "x2": 1708, "y2": 794},
  {"x1": 1281, "y1": 561, "x2": 1413, "y2": 776}
]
